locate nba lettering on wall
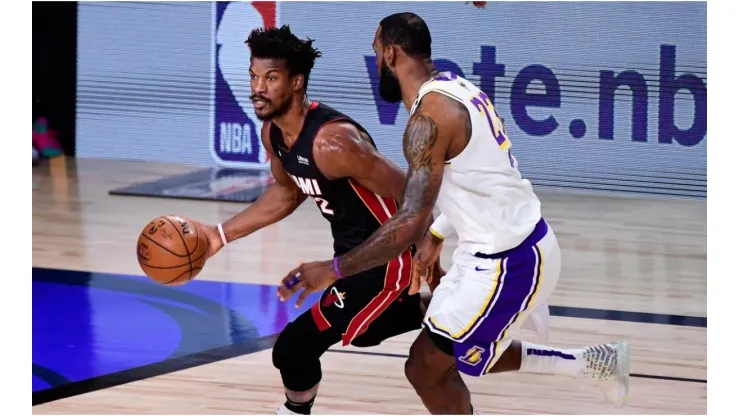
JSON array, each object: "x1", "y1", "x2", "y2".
[{"x1": 212, "y1": 1, "x2": 277, "y2": 168}]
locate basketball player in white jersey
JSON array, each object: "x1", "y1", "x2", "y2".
[{"x1": 279, "y1": 12, "x2": 630, "y2": 414}]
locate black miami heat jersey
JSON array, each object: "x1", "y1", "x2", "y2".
[{"x1": 269, "y1": 102, "x2": 399, "y2": 257}]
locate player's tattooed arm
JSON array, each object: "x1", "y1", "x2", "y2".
[
  {"x1": 314, "y1": 122, "x2": 407, "y2": 203},
  {"x1": 219, "y1": 122, "x2": 307, "y2": 243},
  {"x1": 336, "y1": 95, "x2": 454, "y2": 277}
]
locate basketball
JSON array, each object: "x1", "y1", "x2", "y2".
[{"x1": 136, "y1": 215, "x2": 210, "y2": 285}]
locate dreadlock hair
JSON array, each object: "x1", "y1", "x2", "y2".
[
  {"x1": 379, "y1": 12, "x2": 432, "y2": 59},
  {"x1": 246, "y1": 25, "x2": 323, "y2": 88}
]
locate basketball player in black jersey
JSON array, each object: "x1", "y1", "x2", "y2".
[{"x1": 196, "y1": 26, "x2": 433, "y2": 415}]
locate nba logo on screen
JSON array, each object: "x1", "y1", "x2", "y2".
[{"x1": 211, "y1": 1, "x2": 277, "y2": 168}]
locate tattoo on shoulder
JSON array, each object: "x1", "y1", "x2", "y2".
[
  {"x1": 400, "y1": 112, "x2": 443, "y2": 213},
  {"x1": 403, "y1": 114, "x2": 439, "y2": 168}
]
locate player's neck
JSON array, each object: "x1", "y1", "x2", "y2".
[
  {"x1": 400, "y1": 61, "x2": 438, "y2": 112},
  {"x1": 272, "y1": 95, "x2": 313, "y2": 145}
]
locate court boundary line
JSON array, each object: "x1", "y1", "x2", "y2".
[{"x1": 32, "y1": 334, "x2": 279, "y2": 406}]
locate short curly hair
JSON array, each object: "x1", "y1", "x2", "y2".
[{"x1": 246, "y1": 25, "x2": 323, "y2": 88}]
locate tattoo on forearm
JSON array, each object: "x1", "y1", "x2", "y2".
[{"x1": 337, "y1": 113, "x2": 443, "y2": 277}]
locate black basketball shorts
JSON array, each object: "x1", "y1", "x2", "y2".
[{"x1": 309, "y1": 250, "x2": 422, "y2": 347}]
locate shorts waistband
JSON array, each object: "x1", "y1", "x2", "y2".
[{"x1": 473, "y1": 218, "x2": 549, "y2": 260}]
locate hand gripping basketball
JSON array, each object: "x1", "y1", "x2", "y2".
[{"x1": 136, "y1": 215, "x2": 210, "y2": 285}]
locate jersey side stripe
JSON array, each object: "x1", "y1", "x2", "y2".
[{"x1": 348, "y1": 179, "x2": 390, "y2": 224}]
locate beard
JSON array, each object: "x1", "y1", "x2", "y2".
[
  {"x1": 378, "y1": 62, "x2": 403, "y2": 103},
  {"x1": 252, "y1": 94, "x2": 293, "y2": 121}
]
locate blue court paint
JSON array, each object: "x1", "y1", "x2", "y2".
[
  {"x1": 33, "y1": 267, "x2": 707, "y2": 402},
  {"x1": 32, "y1": 267, "x2": 321, "y2": 393}
]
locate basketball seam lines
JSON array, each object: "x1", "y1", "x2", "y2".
[
  {"x1": 136, "y1": 257, "x2": 188, "y2": 269},
  {"x1": 167, "y1": 267, "x2": 203, "y2": 284},
  {"x1": 137, "y1": 242, "x2": 208, "y2": 271},
  {"x1": 192, "y1": 221, "x2": 201, "y2": 255},
  {"x1": 163, "y1": 217, "x2": 193, "y2": 284},
  {"x1": 140, "y1": 232, "x2": 189, "y2": 258},
  {"x1": 190, "y1": 246, "x2": 208, "y2": 264},
  {"x1": 190, "y1": 220, "x2": 205, "y2": 283}
]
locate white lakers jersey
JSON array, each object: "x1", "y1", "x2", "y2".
[{"x1": 409, "y1": 72, "x2": 542, "y2": 255}]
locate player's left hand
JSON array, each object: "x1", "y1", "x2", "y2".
[
  {"x1": 410, "y1": 230, "x2": 445, "y2": 295},
  {"x1": 278, "y1": 260, "x2": 338, "y2": 307}
]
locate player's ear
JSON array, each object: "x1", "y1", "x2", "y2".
[
  {"x1": 292, "y1": 74, "x2": 305, "y2": 92},
  {"x1": 383, "y1": 45, "x2": 396, "y2": 68}
]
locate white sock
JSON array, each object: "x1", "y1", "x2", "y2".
[{"x1": 519, "y1": 341, "x2": 585, "y2": 378}]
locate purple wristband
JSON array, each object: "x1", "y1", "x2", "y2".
[{"x1": 333, "y1": 257, "x2": 344, "y2": 279}]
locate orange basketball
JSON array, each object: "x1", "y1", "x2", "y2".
[{"x1": 136, "y1": 215, "x2": 210, "y2": 285}]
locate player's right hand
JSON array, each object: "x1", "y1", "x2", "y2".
[
  {"x1": 410, "y1": 230, "x2": 445, "y2": 295},
  {"x1": 194, "y1": 222, "x2": 224, "y2": 259}
]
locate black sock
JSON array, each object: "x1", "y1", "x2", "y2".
[{"x1": 284, "y1": 394, "x2": 315, "y2": 415}]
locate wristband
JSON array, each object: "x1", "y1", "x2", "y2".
[
  {"x1": 217, "y1": 223, "x2": 228, "y2": 246},
  {"x1": 333, "y1": 257, "x2": 345, "y2": 279}
]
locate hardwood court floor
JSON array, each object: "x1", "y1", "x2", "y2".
[{"x1": 32, "y1": 157, "x2": 707, "y2": 414}]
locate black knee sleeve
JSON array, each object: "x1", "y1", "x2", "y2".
[
  {"x1": 272, "y1": 316, "x2": 330, "y2": 392},
  {"x1": 425, "y1": 327, "x2": 454, "y2": 356},
  {"x1": 279, "y1": 359, "x2": 322, "y2": 392}
]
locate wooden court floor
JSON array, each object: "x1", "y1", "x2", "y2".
[{"x1": 32, "y1": 157, "x2": 707, "y2": 414}]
